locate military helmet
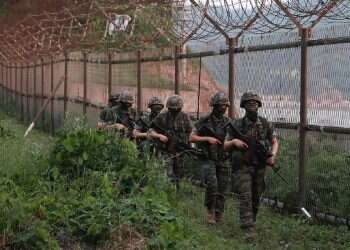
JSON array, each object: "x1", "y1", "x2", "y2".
[
  {"x1": 119, "y1": 91, "x2": 134, "y2": 104},
  {"x1": 147, "y1": 96, "x2": 164, "y2": 108},
  {"x1": 108, "y1": 93, "x2": 120, "y2": 102},
  {"x1": 240, "y1": 92, "x2": 262, "y2": 108},
  {"x1": 166, "y1": 95, "x2": 183, "y2": 109},
  {"x1": 210, "y1": 92, "x2": 230, "y2": 107}
]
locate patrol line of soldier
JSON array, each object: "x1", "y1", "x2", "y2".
[{"x1": 97, "y1": 91, "x2": 279, "y2": 240}]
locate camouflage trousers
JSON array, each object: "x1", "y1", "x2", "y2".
[
  {"x1": 202, "y1": 160, "x2": 230, "y2": 214},
  {"x1": 137, "y1": 140, "x2": 159, "y2": 158},
  {"x1": 162, "y1": 152, "x2": 185, "y2": 185},
  {"x1": 232, "y1": 165, "x2": 266, "y2": 229}
]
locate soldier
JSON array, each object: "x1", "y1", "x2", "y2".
[
  {"x1": 190, "y1": 92, "x2": 231, "y2": 224},
  {"x1": 224, "y1": 92, "x2": 279, "y2": 240},
  {"x1": 134, "y1": 96, "x2": 164, "y2": 155},
  {"x1": 109, "y1": 91, "x2": 136, "y2": 139},
  {"x1": 97, "y1": 92, "x2": 120, "y2": 129},
  {"x1": 149, "y1": 95, "x2": 193, "y2": 187}
]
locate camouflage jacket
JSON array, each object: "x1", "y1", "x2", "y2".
[
  {"x1": 99, "y1": 107, "x2": 115, "y2": 124},
  {"x1": 150, "y1": 111, "x2": 193, "y2": 150},
  {"x1": 135, "y1": 112, "x2": 158, "y2": 133},
  {"x1": 226, "y1": 115, "x2": 275, "y2": 166},
  {"x1": 112, "y1": 106, "x2": 136, "y2": 130},
  {"x1": 194, "y1": 113, "x2": 231, "y2": 161}
]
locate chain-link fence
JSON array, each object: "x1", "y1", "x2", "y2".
[{"x1": 1, "y1": 24, "x2": 350, "y2": 224}]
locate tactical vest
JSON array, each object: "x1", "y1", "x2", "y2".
[
  {"x1": 164, "y1": 112, "x2": 191, "y2": 145},
  {"x1": 234, "y1": 116, "x2": 271, "y2": 165},
  {"x1": 196, "y1": 115, "x2": 229, "y2": 161}
]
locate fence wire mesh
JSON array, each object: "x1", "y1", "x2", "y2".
[
  {"x1": 1, "y1": 25, "x2": 350, "y2": 222},
  {"x1": 305, "y1": 131, "x2": 350, "y2": 218}
]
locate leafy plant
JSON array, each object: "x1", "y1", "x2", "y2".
[{"x1": 0, "y1": 122, "x2": 14, "y2": 138}]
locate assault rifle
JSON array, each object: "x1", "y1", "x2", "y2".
[
  {"x1": 197, "y1": 124, "x2": 226, "y2": 161},
  {"x1": 225, "y1": 121, "x2": 287, "y2": 182},
  {"x1": 152, "y1": 123, "x2": 205, "y2": 158},
  {"x1": 225, "y1": 121, "x2": 270, "y2": 165},
  {"x1": 114, "y1": 113, "x2": 135, "y2": 139},
  {"x1": 137, "y1": 117, "x2": 151, "y2": 131}
]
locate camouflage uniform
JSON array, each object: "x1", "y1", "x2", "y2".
[
  {"x1": 135, "y1": 112, "x2": 156, "y2": 137},
  {"x1": 193, "y1": 92, "x2": 231, "y2": 217},
  {"x1": 135, "y1": 97, "x2": 164, "y2": 155},
  {"x1": 227, "y1": 92, "x2": 275, "y2": 230},
  {"x1": 112, "y1": 92, "x2": 136, "y2": 139},
  {"x1": 99, "y1": 93, "x2": 120, "y2": 125},
  {"x1": 150, "y1": 95, "x2": 193, "y2": 183}
]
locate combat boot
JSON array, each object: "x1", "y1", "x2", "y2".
[
  {"x1": 206, "y1": 210, "x2": 216, "y2": 225},
  {"x1": 243, "y1": 227, "x2": 257, "y2": 242}
]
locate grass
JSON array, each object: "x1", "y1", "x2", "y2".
[
  {"x1": 0, "y1": 111, "x2": 53, "y2": 178},
  {"x1": 0, "y1": 111, "x2": 349, "y2": 249},
  {"x1": 175, "y1": 182, "x2": 350, "y2": 250}
]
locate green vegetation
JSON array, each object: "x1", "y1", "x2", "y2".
[
  {"x1": 265, "y1": 135, "x2": 350, "y2": 216},
  {"x1": 0, "y1": 1, "x2": 8, "y2": 16},
  {"x1": 0, "y1": 113, "x2": 193, "y2": 249},
  {"x1": 176, "y1": 183, "x2": 350, "y2": 250},
  {"x1": 0, "y1": 112, "x2": 349, "y2": 249}
]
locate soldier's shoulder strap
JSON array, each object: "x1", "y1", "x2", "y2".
[
  {"x1": 151, "y1": 112, "x2": 167, "y2": 131},
  {"x1": 181, "y1": 112, "x2": 193, "y2": 132},
  {"x1": 257, "y1": 116, "x2": 269, "y2": 130}
]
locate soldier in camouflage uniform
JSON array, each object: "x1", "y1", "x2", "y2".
[
  {"x1": 224, "y1": 92, "x2": 279, "y2": 240},
  {"x1": 134, "y1": 96, "x2": 164, "y2": 155},
  {"x1": 97, "y1": 93, "x2": 120, "y2": 129},
  {"x1": 149, "y1": 95, "x2": 193, "y2": 187},
  {"x1": 190, "y1": 92, "x2": 231, "y2": 224},
  {"x1": 108, "y1": 91, "x2": 136, "y2": 139}
]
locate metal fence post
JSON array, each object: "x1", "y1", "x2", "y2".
[
  {"x1": 11, "y1": 63, "x2": 14, "y2": 105},
  {"x1": 50, "y1": 56, "x2": 55, "y2": 134},
  {"x1": 64, "y1": 52, "x2": 68, "y2": 118},
  {"x1": 197, "y1": 56, "x2": 202, "y2": 119},
  {"x1": 2, "y1": 63, "x2": 4, "y2": 107},
  {"x1": 26, "y1": 63, "x2": 30, "y2": 124},
  {"x1": 5, "y1": 63, "x2": 8, "y2": 108},
  {"x1": 20, "y1": 63, "x2": 24, "y2": 121},
  {"x1": 33, "y1": 61, "x2": 37, "y2": 119},
  {"x1": 9, "y1": 63, "x2": 12, "y2": 106},
  {"x1": 0, "y1": 63, "x2": 3, "y2": 106},
  {"x1": 1, "y1": 63, "x2": 3, "y2": 106},
  {"x1": 228, "y1": 38, "x2": 236, "y2": 118},
  {"x1": 15, "y1": 63, "x2": 17, "y2": 112},
  {"x1": 298, "y1": 28, "x2": 310, "y2": 208},
  {"x1": 14, "y1": 63, "x2": 17, "y2": 113},
  {"x1": 7, "y1": 63, "x2": 9, "y2": 104},
  {"x1": 83, "y1": 52, "x2": 87, "y2": 114},
  {"x1": 8, "y1": 63, "x2": 10, "y2": 108},
  {"x1": 137, "y1": 50, "x2": 142, "y2": 117},
  {"x1": 41, "y1": 58, "x2": 45, "y2": 130},
  {"x1": 108, "y1": 52, "x2": 112, "y2": 100},
  {"x1": 174, "y1": 45, "x2": 180, "y2": 95}
]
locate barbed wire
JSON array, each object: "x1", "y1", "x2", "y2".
[{"x1": 0, "y1": 0, "x2": 350, "y2": 62}]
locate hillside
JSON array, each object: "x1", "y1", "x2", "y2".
[{"x1": 0, "y1": 0, "x2": 173, "y2": 53}]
